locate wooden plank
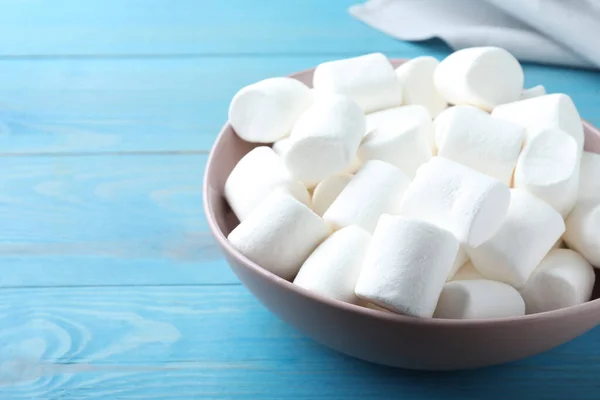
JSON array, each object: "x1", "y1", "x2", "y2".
[
  {"x1": 0, "y1": 284, "x2": 598, "y2": 399},
  {"x1": 0, "y1": 154, "x2": 239, "y2": 287},
  {"x1": 0, "y1": 57, "x2": 598, "y2": 154}
]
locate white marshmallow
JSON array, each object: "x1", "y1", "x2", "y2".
[
  {"x1": 491, "y1": 94, "x2": 584, "y2": 152},
  {"x1": 446, "y1": 246, "x2": 470, "y2": 281},
  {"x1": 399, "y1": 157, "x2": 510, "y2": 247},
  {"x1": 225, "y1": 146, "x2": 311, "y2": 221},
  {"x1": 294, "y1": 225, "x2": 371, "y2": 304},
  {"x1": 355, "y1": 215, "x2": 459, "y2": 317},
  {"x1": 520, "y1": 249, "x2": 595, "y2": 314},
  {"x1": 520, "y1": 85, "x2": 546, "y2": 100},
  {"x1": 578, "y1": 151, "x2": 600, "y2": 204},
  {"x1": 395, "y1": 56, "x2": 447, "y2": 118},
  {"x1": 272, "y1": 137, "x2": 291, "y2": 156},
  {"x1": 564, "y1": 203, "x2": 600, "y2": 267},
  {"x1": 434, "y1": 280, "x2": 525, "y2": 319},
  {"x1": 433, "y1": 47, "x2": 524, "y2": 111},
  {"x1": 451, "y1": 262, "x2": 485, "y2": 281},
  {"x1": 513, "y1": 127, "x2": 580, "y2": 217},
  {"x1": 313, "y1": 53, "x2": 403, "y2": 113},
  {"x1": 435, "y1": 106, "x2": 525, "y2": 184},
  {"x1": 467, "y1": 189, "x2": 565, "y2": 288},
  {"x1": 284, "y1": 94, "x2": 365, "y2": 184},
  {"x1": 323, "y1": 160, "x2": 411, "y2": 232},
  {"x1": 229, "y1": 77, "x2": 312, "y2": 143},
  {"x1": 311, "y1": 174, "x2": 352, "y2": 217},
  {"x1": 227, "y1": 190, "x2": 330, "y2": 281},
  {"x1": 359, "y1": 105, "x2": 433, "y2": 177}
]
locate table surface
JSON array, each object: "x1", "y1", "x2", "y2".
[{"x1": 0, "y1": 1, "x2": 599, "y2": 399}]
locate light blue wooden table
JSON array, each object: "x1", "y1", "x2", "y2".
[{"x1": 0, "y1": 1, "x2": 599, "y2": 398}]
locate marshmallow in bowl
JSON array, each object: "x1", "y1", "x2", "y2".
[
  {"x1": 520, "y1": 85, "x2": 546, "y2": 100},
  {"x1": 284, "y1": 94, "x2": 365, "y2": 184},
  {"x1": 294, "y1": 225, "x2": 371, "y2": 304},
  {"x1": 564, "y1": 203, "x2": 600, "y2": 267},
  {"x1": 323, "y1": 160, "x2": 410, "y2": 233},
  {"x1": 229, "y1": 77, "x2": 312, "y2": 143},
  {"x1": 513, "y1": 127, "x2": 580, "y2": 217},
  {"x1": 578, "y1": 151, "x2": 600, "y2": 204},
  {"x1": 399, "y1": 157, "x2": 511, "y2": 247},
  {"x1": 467, "y1": 189, "x2": 565, "y2": 288},
  {"x1": 359, "y1": 105, "x2": 433, "y2": 178},
  {"x1": 225, "y1": 146, "x2": 311, "y2": 221},
  {"x1": 355, "y1": 215, "x2": 459, "y2": 318},
  {"x1": 313, "y1": 53, "x2": 403, "y2": 113},
  {"x1": 446, "y1": 246, "x2": 470, "y2": 281},
  {"x1": 434, "y1": 280, "x2": 525, "y2": 319},
  {"x1": 451, "y1": 262, "x2": 485, "y2": 281},
  {"x1": 434, "y1": 105, "x2": 525, "y2": 185},
  {"x1": 520, "y1": 249, "x2": 595, "y2": 314},
  {"x1": 433, "y1": 46, "x2": 524, "y2": 111},
  {"x1": 227, "y1": 190, "x2": 330, "y2": 281},
  {"x1": 491, "y1": 93, "x2": 584, "y2": 152},
  {"x1": 395, "y1": 56, "x2": 447, "y2": 118},
  {"x1": 311, "y1": 174, "x2": 352, "y2": 217}
]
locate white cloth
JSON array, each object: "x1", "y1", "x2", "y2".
[{"x1": 350, "y1": 0, "x2": 600, "y2": 69}]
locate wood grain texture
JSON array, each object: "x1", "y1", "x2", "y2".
[{"x1": 0, "y1": 285, "x2": 598, "y2": 400}]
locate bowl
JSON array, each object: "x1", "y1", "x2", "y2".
[{"x1": 203, "y1": 59, "x2": 600, "y2": 370}]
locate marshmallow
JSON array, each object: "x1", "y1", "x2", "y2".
[
  {"x1": 467, "y1": 189, "x2": 565, "y2": 288},
  {"x1": 435, "y1": 106, "x2": 525, "y2": 184},
  {"x1": 294, "y1": 225, "x2": 371, "y2": 304},
  {"x1": 227, "y1": 190, "x2": 330, "y2": 281},
  {"x1": 447, "y1": 246, "x2": 470, "y2": 281},
  {"x1": 323, "y1": 160, "x2": 411, "y2": 232},
  {"x1": 491, "y1": 94, "x2": 584, "y2": 152},
  {"x1": 564, "y1": 203, "x2": 600, "y2": 267},
  {"x1": 355, "y1": 215, "x2": 459, "y2": 317},
  {"x1": 311, "y1": 174, "x2": 352, "y2": 216},
  {"x1": 225, "y1": 146, "x2": 311, "y2": 221},
  {"x1": 578, "y1": 151, "x2": 600, "y2": 204},
  {"x1": 341, "y1": 156, "x2": 362, "y2": 174},
  {"x1": 451, "y1": 261, "x2": 484, "y2": 281},
  {"x1": 284, "y1": 94, "x2": 365, "y2": 183},
  {"x1": 359, "y1": 105, "x2": 433, "y2": 177},
  {"x1": 520, "y1": 85, "x2": 546, "y2": 101},
  {"x1": 395, "y1": 56, "x2": 447, "y2": 118},
  {"x1": 272, "y1": 137, "x2": 291, "y2": 156},
  {"x1": 520, "y1": 249, "x2": 595, "y2": 314},
  {"x1": 229, "y1": 77, "x2": 312, "y2": 143},
  {"x1": 513, "y1": 127, "x2": 580, "y2": 216},
  {"x1": 313, "y1": 53, "x2": 403, "y2": 113},
  {"x1": 433, "y1": 47, "x2": 524, "y2": 111},
  {"x1": 399, "y1": 157, "x2": 510, "y2": 247},
  {"x1": 434, "y1": 280, "x2": 525, "y2": 319}
]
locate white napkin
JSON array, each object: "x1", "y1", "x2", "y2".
[{"x1": 350, "y1": 0, "x2": 600, "y2": 69}]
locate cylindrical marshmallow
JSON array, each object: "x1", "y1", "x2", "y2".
[
  {"x1": 229, "y1": 77, "x2": 312, "y2": 143},
  {"x1": 513, "y1": 127, "x2": 580, "y2": 217},
  {"x1": 359, "y1": 105, "x2": 433, "y2": 177},
  {"x1": 578, "y1": 151, "x2": 600, "y2": 204},
  {"x1": 520, "y1": 85, "x2": 546, "y2": 101},
  {"x1": 294, "y1": 225, "x2": 371, "y2": 304},
  {"x1": 564, "y1": 203, "x2": 600, "y2": 267},
  {"x1": 355, "y1": 215, "x2": 459, "y2": 317},
  {"x1": 467, "y1": 189, "x2": 566, "y2": 288},
  {"x1": 311, "y1": 174, "x2": 352, "y2": 216},
  {"x1": 434, "y1": 280, "x2": 525, "y2": 319},
  {"x1": 446, "y1": 246, "x2": 470, "y2": 281},
  {"x1": 312, "y1": 53, "x2": 403, "y2": 113},
  {"x1": 491, "y1": 93, "x2": 584, "y2": 152},
  {"x1": 451, "y1": 261, "x2": 484, "y2": 281},
  {"x1": 435, "y1": 105, "x2": 525, "y2": 184},
  {"x1": 395, "y1": 56, "x2": 447, "y2": 118},
  {"x1": 225, "y1": 146, "x2": 310, "y2": 221},
  {"x1": 520, "y1": 249, "x2": 595, "y2": 314},
  {"x1": 399, "y1": 157, "x2": 511, "y2": 247},
  {"x1": 433, "y1": 47, "x2": 524, "y2": 111},
  {"x1": 323, "y1": 160, "x2": 411, "y2": 232},
  {"x1": 227, "y1": 190, "x2": 331, "y2": 281},
  {"x1": 283, "y1": 94, "x2": 365, "y2": 183}
]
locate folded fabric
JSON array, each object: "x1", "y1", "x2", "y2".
[{"x1": 350, "y1": 0, "x2": 600, "y2": 69}]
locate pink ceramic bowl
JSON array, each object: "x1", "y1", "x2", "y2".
[{"x1": 203, "y1": 59, "x2": 600, "y2": 370}]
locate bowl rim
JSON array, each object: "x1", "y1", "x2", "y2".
[{"x1": 203, "y1": 60, "x2": 600, "y2": 327}]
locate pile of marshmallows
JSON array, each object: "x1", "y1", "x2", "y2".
[{"x1": 224, "y1": 47, "x2": 600, "y2": 319}]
